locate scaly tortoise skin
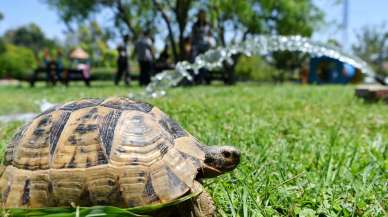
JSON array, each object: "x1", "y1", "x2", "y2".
[{"x1": 0, "y1": 97, "x2": 240, "y2": 216}]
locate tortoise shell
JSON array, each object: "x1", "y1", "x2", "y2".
[{"x1": 0, "y1": 97, "x2": 206, "y2": 208}]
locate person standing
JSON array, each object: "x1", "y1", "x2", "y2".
[
  {"x1": 115, "y1": 44, "x2": 130, "y2": 86},
  {"x1": 192, "y1": 10, "x2": 213, "y2": 57},
  {"x1": 30, "y1": 49, "x2": 54, "y2": 87},
  {"x1": 135, "y1": 30, "x2": 154, "y2": 86},
  {"x1": 55, "y1": 49, "x2": 64, "y2": 85},
  {"x1": 43, "y1": 49, "x2": 56, "y2": 86},
  {"x1": 191, "y1": 10, "x2": 214, "y2": 84},
  {"x1": 155, "y1": 44, "x2": 174, "y2": 74}
]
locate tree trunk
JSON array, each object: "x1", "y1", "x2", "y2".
[
  {"x1": 176, "y1": 0, "x2": 191, "y2": 61},
  {"x1": 115, "y1": 0, "x2": 138, "y2": 39},
  {"x1": 217, "y1": 17, "x2": 226, "y2": 46},
  {"x1": 152, "y1": 0, "x2": 178, "y2": 63}
]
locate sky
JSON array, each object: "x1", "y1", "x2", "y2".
[
  {"x1": 313, "y1": 0, "x2": 388, "y2": 50},
  {"x1": 0, "y1": 0, "x2": 387, "y2": 51}
]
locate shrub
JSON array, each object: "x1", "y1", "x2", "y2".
[
  {"x1": 235, "y1": 56, "x2": 287, "y2": 82},
  {"x1": 0, "y1": 38, "x2": 5, "y2": 54},
  {"x1": 0, "y1": 43, "x2": 37, "y2": 79}
]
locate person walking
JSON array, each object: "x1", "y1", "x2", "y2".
[
  {"x1": 135, "y1": 30, "x2": 154, "y2": 86},
  {"x1": 191, "y1": 10, "x2": 214, "y2": 84}
]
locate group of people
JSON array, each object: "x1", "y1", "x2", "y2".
[
  {"x1": 115, "y1": 10, "x2": 215, "y2": 86},
  {"x1": 31, "y1": 10, "x2": 215, "y2": 87},
  {"x1": 115, "y1": 30, "x2": 157, "y2": 86},
  {"x1": 30, "y1": 48, "x2": 91, "y2": 87}
]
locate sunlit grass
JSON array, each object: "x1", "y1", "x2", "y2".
[{"x1": 0, "y1": 82, "x2": 387, "y2": 216}]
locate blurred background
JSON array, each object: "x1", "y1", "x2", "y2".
[
  {"x1": 0, "y1": 0, "x2": 387, "y2": 86},
  {"x1": 0, "y1": 1, "x2": 388, "y2": 216}
]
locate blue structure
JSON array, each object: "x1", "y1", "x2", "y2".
[{"x1": 308, "y1": 56, "x2": 361, "y2": 84}]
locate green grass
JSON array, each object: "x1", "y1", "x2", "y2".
[{"x1": 0, "y1": 82, "x2": 387, "y2": 216}]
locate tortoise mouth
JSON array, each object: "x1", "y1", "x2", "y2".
[
  {"x1": 197, "y1": 162, "x2": 238, "y2": 179},
  {"x1": 197, "y1": 164, "x2": 222, "y2": 178},
  {"x1": 204, "y1": 164, "x2": 222, "y2": 174}
]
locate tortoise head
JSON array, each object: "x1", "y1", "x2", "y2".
[{"x1": 198, "y1": 145, "x2": 240, "y2": 178}]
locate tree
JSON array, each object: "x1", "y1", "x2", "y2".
[
  {"x1": 245, "y1": 0, "x2": 323, "y2": 72},
  {"x1": 204, "y1": 0, "x2": 324, "y2": 80},
  {"x1": 0, "y1": 12, "x2": 5, "y2": 54},
  {"x1": 45, "y1": 0, "x2": 324, "y2": 67},
  {"x1": 3, "y1": 23, "x2": 56, "y2": 53},
  {"x1": 352, "y1": 24, "x2": 388, "y2": 76},
  {"x1": 45, "y1": 0, "x2": 154, "y2": 40},
  {"x1": 151, "y1": 0, "x2": 194, "y2": 62},
  {"x1": 0, "y1": 38, "x2": 5, "y2": 55},
  {"x1": 64, "y1": 20, "x2": 117, "y2": 67},
  {"x1": 147, "y1": 0, "x2": 324, "y2": 65}
]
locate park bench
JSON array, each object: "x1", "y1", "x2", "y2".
[
  {"x1": 28, "y1": 65, "x2": 234, "y2": 86},
  {"x1": 355, "y1": 85, "x2": 388, "y2": 103},
  {"x1": 29, "y1": 67, "x2": 90, "y2": 87}
]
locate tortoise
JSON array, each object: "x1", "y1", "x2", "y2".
[{"x1": 0, "y1": 97, "x2": 240, "y2": 216}]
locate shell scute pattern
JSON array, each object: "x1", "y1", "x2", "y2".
[
  {"x1": 109, "y1": 110, "x2": 174, "y2": 168},
  {"x1": 4, "y1": 122, "x2": 31, "y2": 165},
  {"x1": 10, "y1": 111, "x2": 70, "y2": 170},
  {"x1": 50, "y1": 106, "x2": 111, "y2": 169},
  {"x1": 99, "y1": 110, "x2": 122, "y2": 157},
  {"x1": 159, "y1": 116, "x2": 188, "y2": 139},
  {"x1": 1, "y1": 97, "x2": 206, "y2": 208},
  {"x1": 60, "y1": 99, "x2": 104, "y2": 111},
  {"x1": 101, "y1": 97, "x2": 153, "y2": 113}
]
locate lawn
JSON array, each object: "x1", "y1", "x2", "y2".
[{"x1": 0, "y1": 83, "x2": 387, "y2": 216}]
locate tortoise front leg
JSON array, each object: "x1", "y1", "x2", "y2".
[
  {"x1": 192, "y1": 188, "x2": 216, "y2": 217},
  {"x1": 176, "y1": 181, "x2": 216, "y2": 217}
]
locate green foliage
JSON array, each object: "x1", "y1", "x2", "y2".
[
  {"x1": 3, "y1": 23, "x2": 57, "y2": 53},
  {"x1": 45, "y1": 0, "x2": 154, "y2": 39},
  {"x1": 44, "y1": 0, "x2": 325, "y2": 64},
  {"x1": 208, "y1": 0, "x2": 324, "y2": 38},
  {"x1": 255, "y1": 0, "x2": 323, "y2": 71},
  {"x1": 0, "y1": 44, "x2": 36, "y2": 78},
  {"x1": 352, "y1": 24, "x2": 388, "y2": 76},
  {"x1": 235, "y1": 56, "x2": 284, "y2": 81},
  {"x1": 208, "y1": 0, "x2": 325, "y2": 75},
  {"x1": 263, "y1": 0, "x2": 324, "y2": 36},
  {"x1": 100, "y1": 48, "x2": 118, "y2": 68},
  {"x1": 0, "y1": 38, "x2": 5, "y2": 54},
  {"x1": 0, "y1": 84, "x2": 387, "y2": 216},
  {"x1": 5, "y1": 191, "x2": 200, "y2": 217},
  {"x1": 90, "y1": 67, "x2": 116, "y2": 80},
  {"x1": 44, "y1": 0, "x2": 97, "y2": 26},
  {"x1": 64, "y1": 20, "x2": 118, "y2": 68}
]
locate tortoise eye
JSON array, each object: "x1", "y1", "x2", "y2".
[{"x1": 222, "y1": 151, "x2": 231, "y2": 158}]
